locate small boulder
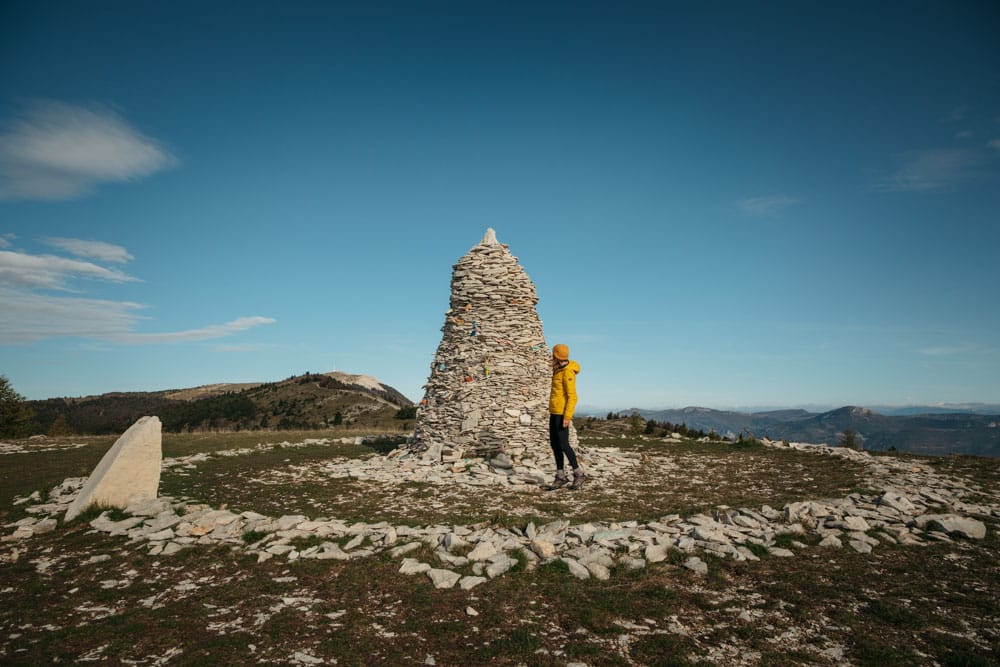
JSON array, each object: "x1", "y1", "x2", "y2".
[
  {"x1": 427, "y1": 568, "x2": 461, "y2": 589},
  {"x1": 918, "y1": 514, "x2": 986, "y2": 540},
  {"x1": 683, "y1": 556, "x2": 708, "y2": 575}
]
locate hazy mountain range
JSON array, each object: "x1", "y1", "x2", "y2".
[{"x1": 609, "y1": 405, "x2": 1000, "y2": 458}]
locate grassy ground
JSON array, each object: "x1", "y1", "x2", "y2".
[
  {"x1": 1, "y1": 431, "x2": 997, "y2": 665},
  {"x1": 157, "y1": 437, "x2": 869, "y2": 527}
]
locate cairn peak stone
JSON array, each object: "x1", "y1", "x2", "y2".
[
  {"x1": 65, "y1": 416, "x2": 162, "y2": 522},
  {"x1": 409, "y1": 229, "x2": 577, "y2": 460},
  {"x1": 480, "y1": 227, "x2": 498, "y2": 245}
]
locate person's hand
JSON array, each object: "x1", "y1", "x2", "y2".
[{"x1": 563, "y1": 418, "x2": 570, "y2": 428}]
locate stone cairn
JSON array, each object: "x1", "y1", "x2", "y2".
[{"x1": 405, "y1": 228, "x2": 575, "y2": 464}]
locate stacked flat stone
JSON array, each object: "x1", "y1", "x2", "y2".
[{"x1": 409, "y1": 228, "x2": 568, "y2": 462}]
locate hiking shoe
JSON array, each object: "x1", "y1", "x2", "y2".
[
  {"x1": 548, "y1": 471, "x2": 569, "y2": 489},
  {"x1": 570, "y1": 470, "x2": 587, "y2": 490}
]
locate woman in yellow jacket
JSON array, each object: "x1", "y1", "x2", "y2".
[{"x1": 549, "y1": 343, "x2": 585, "y2": 489}]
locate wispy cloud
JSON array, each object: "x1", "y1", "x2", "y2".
[
  {"x1": 0, "y1": 234, "x2": 12, "y2": 249},
  {"x1": 40, "y1": 237, "x2": 134, "y2": 263},
  {"x1": 737, "y1": 195, "x2": 800, "y2": 217},
  {"x1": 0, "y1": 100, "x2": 177, "y2": 201},
  {"x1": 943, "y1": 106, "x2": 968, "y2": 123},
  {"x1": 919, "y1": 344, "x2": 987, "y2": 356},
  {"x1": 108, "y1": 317, "x2": 276, "y2": 344},
  {"x1": 0, "y1": 250, "x2": 138, "y2": 289},
  {"x1": 0, "y1": 287, "x2": 145, "y2": 343},
  {"x1": 213, "y1": 342, "x2": 279, "y2": 353},
  {"x1": 0, "y1": 244, "x2": 274, "y2": 344},
  {"x1": 876, "y1": 148, "x2": 985, "y2": 192}
]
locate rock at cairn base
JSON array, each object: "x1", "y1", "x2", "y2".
[
  {"x1": 407, "y1": 228, "x2": 575, "y2": 462},
  {"x1": 65, "y1": 416, "x2": 162, "y2": 522}
]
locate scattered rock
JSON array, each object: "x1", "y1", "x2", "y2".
[
  {"x1": 427, "y1": 568, "x2": 462, "y2": 589},
  {"x1": 399, "y1": 559, "x2": 431, "y2": 575},
  {"x1": 917, "y1": 514, "x2": 987, "y2": 540},
  {"x1": 683, "y1": 556, "x2": 708, "y2": 575},
  {"x1": 561, "y1": 557, "x2": 590, "y2": 580}
]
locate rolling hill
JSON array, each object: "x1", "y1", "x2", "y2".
[{"x1": 27, "y1": 372, "x2": 414, "y2": 435}]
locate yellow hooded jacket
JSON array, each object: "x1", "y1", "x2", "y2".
[{"x1": 549, "y1": 360, "x2": 581, "y2": 420}]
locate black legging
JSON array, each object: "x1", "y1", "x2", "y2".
[{"x1": 549, "y1": 414, "x2": 579, "y2": 470}]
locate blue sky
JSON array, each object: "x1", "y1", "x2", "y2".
[{"x1": 1, "y1": 1, "x2": 999, "y2": 411}]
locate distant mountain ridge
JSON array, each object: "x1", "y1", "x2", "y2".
[
  {"x1": 27, "y1": 372, "x2": 414, "y2": 435},
  {"x1": 630, "y1": 406, "x2": 999, "y2": 457}
]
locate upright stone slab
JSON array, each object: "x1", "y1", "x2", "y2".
[
  {"x1": 410, "y1": 229, "x2": 574, "y2": 462},
  {"x1": 65, "y1": 416, "x2": 162, "y2": 522}
]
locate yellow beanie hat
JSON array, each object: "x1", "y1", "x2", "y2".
[{"x1": 552, "y1": 344, "x2": 569, "y2": 360}]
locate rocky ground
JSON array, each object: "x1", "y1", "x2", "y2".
[{"x1": 0, "y1": 432, "x2": 997, "y2": 665}]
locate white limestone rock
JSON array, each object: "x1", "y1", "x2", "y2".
[
  {"x1": 644, "y1": 544, "x2": 669, "y2": 563},
  {"x1": 485, "y1": 555, "x2": 516, "y2": 578},
  {"x1": 561, "y1": 557, "x2": 590, "y2": 580},
  {"x1": 917, "y1": 514, "x2": 986, "y2": 540},
  {"x1": 818, "y1": 535, "x2": 843, "y2": 549},
  {"x1": 390, "y1": 542, "x2": 422, "y2": 558},
  {"x1": 848, "y1": 540, "x2": 872, "y2": 554},
  {"x1": 427, "y1": 568, "x2": 461, "y2": 589},
  {"x1": 459, "y1": 576, "x2": 488, "y2": 590},
  {"x1": 585, "y1": 561, "x2": 611, "y2": 580},
  {"x1": 467, "y1": 541, "x2": 499, "y2": 562},
  {"x1": 529, "y1": 538, "x2": 557, "y2": 559},
  {"x1": 399, "y1": 559, "x2": 431, "y2": 575},
  {"x1": 65, "y1": 416, "x2": 162, "y2": 522},
  {"x1": 683, "y1": 556, "x2": 708, "y2": 575}
]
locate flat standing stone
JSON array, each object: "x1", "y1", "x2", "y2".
[{"x1": 65, "y1": 416, "x2": 162, "y2": 522}]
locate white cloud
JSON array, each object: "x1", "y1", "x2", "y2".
[
  {"x1": 0, "y1": 287, "x2": 275, "y2": 344},
  {"x1": 876, "y1": 149, "x2": 984, "y2": 192},
  {"x1": 40, "y1": 237, "x2": 134, "y2": 263},
  {"x1": 737, "y1": 195, "x2": 800, "y2": 217},
  {"x1": 110, "y1": 317, "x2": 276, "y2": 344},
  {"x1": 0, "y1": 287, "x2": 145, "y2": 343},
  {"x1": 0, "y1": 100, "x2": 177, "y2": 201},
  {"x1": 0, "y1": 250, "x2": 137, "y2": 289},
  {"x1": 0, "y1": 245, "x2": 274, "y2": 344}
]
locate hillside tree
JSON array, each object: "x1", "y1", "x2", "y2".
[
  {"x1": 0, "y1": 375, "x2": 36, "y2": 438},
  {"x1": 838, "y1": 428, "x2": 862, "y2": 450}
]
